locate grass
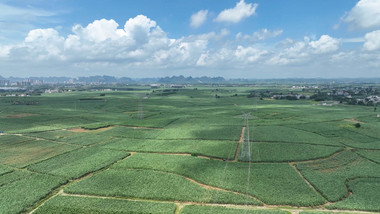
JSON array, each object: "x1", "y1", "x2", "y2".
[
  {"x1": 0, "y1": 138, "x2": 78, "y2": 168},
  {"x1": 34, "y1": 195, "x2": 176, "y2": 214},
  {"x1": 102, "y1": 138, "x2": 237, "y2": 159},
  {"x1": 239, "y1": 142, "x2": 343, "y2": 162},
  {"x1": 0, "y1": 164, "x2": 13, "y2": 175},
  {"x1": 0, "y1": 171, "x2": 66, "y2": 214},
  {"x1": 26, "y1": 130, "x2": 113, "y2": 146},
  {"x1": 251, "y1": 125, "x2": 338, "y2": 146},
  {"x1": 355, "y1": 149, "x2": 380, "y2": 163},
  {"x1": 28, "y1": 147, "x2": 128, "y2": 179},
  {"x1": 0, "y1": 87, "x2": 379, "y2": 213},
  {"x1": 326, "y1": 178, "x2": 380, "y2": 211},
  {"x1": 65, "y1": 168, "x2": 262, "y2": 205},
  {"x1": 180, "y1": 205, "x2": 288, "y2": 214},
  {"x1": 112, "y1": 153, "x2": 326, "y2": 206},
  {"x1": 296, "y1": 150, "x2": 380, "y2": 202}
]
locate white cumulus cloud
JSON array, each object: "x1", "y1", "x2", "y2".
[
  {"x1": 72, "y1": 19, "x2": 122, "y2": 43},
  {"x1": 267, "y1": 35, "x2": 340, "y2": 65},
  {"x1": 234, "y1": 46, "x2": 268, "y2": 62},
  {"x1": 309, "y1": 35, "x2": 340, "y2": 54},
  {"x1": 344, "y1": 0, "x2": 380, "y2": 30},
  {"x1": 2, "y1": 15, "x2": 380, "y2": 78},
  {"x1": 363, "y1": 30, "x2": 380, "y2": 51},
  {"x1": 215, "y1": 0, "x2": 258, "y2": 23},
  {"x1": 190, "y1": 10, "x2": 208, "y2": 28}
]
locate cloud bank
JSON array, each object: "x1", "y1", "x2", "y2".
[{"x1": 0, "y1": 11, "x2": 379, "y2": 78}]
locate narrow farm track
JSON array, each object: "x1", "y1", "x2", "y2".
[
  {"x1": 27, "y1": 152, "x2": 134, "y2": 214},
  {"x1": 249, "y1": 140, "x2": 344, "y2": 148},
  {"x1": 233, "y1": 126, "x2": 246, "y2": 161},
  {"x1": 57, "y1": 192, "x2": 378, "y2": 214},
  {"x1": 120, "y1": 167, "x2": 265, "y2": 205},
  {"x1": 116, "y1": 125, "x2": 164, "y2": 129},
  {"x1": 354, "y1": 150, "x2": 380, "y2": 164},
  {"x1": 131, "y1": 145, "x2": 347, "y2": 164},
  {"x1": 3, "y1": 133, "x2": 76, "y2": 147},
  {"x1": 280, "y1": 124, "x2": 380, "y2": 151},
  {"x1": 327, "y1": 176, "x2": 380, "y2": 207},
  {"x1": 291, "y1": 148, "x2": 347, "y2": 164},
  {"x1": 13, "y1": 121, "x2": 378, "y2": 214},
  {"x1": 289, "y1": 163, "x2": 328, "y2": 202}
]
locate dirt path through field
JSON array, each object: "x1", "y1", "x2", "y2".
[
  {"x1": 6, "y1": 113, "x2": 38, "y2": 118},
  {"x1": 117, "y1": 125, "x2": 163, "y2": 130},
  {"x1": 58, "y1": 192, "x2": 377, "y2": 214},
  {"x1": 233, "y1": 127, "x2": 245, "y2": 161},
  {"x1": 289, "y1": 163, "x2": 327, "y2": 202},
  {"x1": 27, "y1": 152, "x2": 133, "y2": 214}
]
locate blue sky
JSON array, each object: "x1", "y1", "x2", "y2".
[{"x1": 1, "y1": 0, "x2": 380, "y2": 78}]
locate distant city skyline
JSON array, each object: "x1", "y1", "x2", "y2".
[{"x1": 0, "y1": 0, "x2": 380, "y2": 78}]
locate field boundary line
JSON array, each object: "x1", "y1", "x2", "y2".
[
  {"x1": 353, "y1": 150, "x2": 380, "y2": 164},
  {"x1": 115, "y1": 125, "x2": 164, "y2": 130},
  {"x1": 128, "y1": 151, "x2": 233, "y2": 161},
  {"x1": 4, "y1": 133, "x2": 77, "y2": 147},
  {"x1": 207, "y1": 126, "x2": 246, "y2": 213},
  {"x1": 59, "y1": 192, "x2": 378, "y2": 214},
  {"x1": 250, "y1": 140, "x2": 344, "y2": 148},
  {"x1": 116, "y1": 167, "x2": 265, "y2": 205},
  {"x1": 129, "y1": 147, "x2": 345, "y2": 164},
  {"x1": 27, "y1": 152, "x2": 133, "y2": 214},
  {"x1": 328, "y1": 176, "x2": 380, "y2": 206},
  {"x1": 22, "y1": 147, "x2": 83, "y2": 169},
  {"x1": 289, "y1": 163, "x2": 328, "y2": 202},
  {"x1": 233, "y1": 126, "x2": 245, "y2": 161},
  {"x1": 292, "y1": 149, "x2": 347, "y2": 164},
  {"x1": 102, "y1": 135, "x2": 240, "y2": 142}
]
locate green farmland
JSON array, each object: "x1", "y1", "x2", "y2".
[{"x1": 0, "y1": 86, "x2": 379, "y2": 214}]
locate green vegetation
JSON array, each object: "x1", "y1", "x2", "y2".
[
  {"x1": 180, "y1": 205, "x2": 287, "y2": 214},
  {"x1": 81, "y1": 122, "x2": 110, "y2": 130},
  {"x1": 239, "y1": 142, "x2": 343, "y2": 162},
  {"x1": 102, "y1": 138, "x2": 237, "y2": 159},
  {"x1": 326, "y1": 178, "x2": 380, "y2": 211},
  {"x1": 355, "y1": 149, "x2": 380, "y2": 163},
  {"x1": 0, "y1": 171, "x2": 66, "y2": 213},
  {"x1": 26, "y1": 130, "x2": 112, "y2": 146},
  {"x1": 296, "y1": 150, "x2": 380, "y2": 202},
  {"x1": 0, "y1": 164, "x2": 13, "y2": 175},
  {"x1": 66, "y1": 168, "x2": 262, "y2": 205},
  {"x1": 0, "y1": 85, "x2": 379, "y2": 213},
  {"x1": 299, "y1": 212, "x2": 354, "y2": 214},
  {"x1": 113, "y1": 153, "x2": 325, "y2": 206},
  {"x1": 0, "y1": 137, "x2": 78, "y2": 167},
  {"x1": 34, "y1": 196, "x2": 176, "y2": 214},
  {"x1": 28, "y1": 147, "x2": 128, "y2": 179},
  {"x1": 251, "y1": 125, "x2": 338, "y2": 146}
]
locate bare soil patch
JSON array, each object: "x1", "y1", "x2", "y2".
[
  {"x1": 185, "y1": 177, "x2": 225, "y2": 191},
  {"x1": 68, "y1": 126, "x2": 114, "y2": 133},
  {"x1": 344, "y1": 118, "x2": 364, "y2": 124},
  {"x1": 7, "y1": 113, "x2": 38, "y2": 118},
  {"x1": 233, "y1": 127, "x2": 246, "y2": 161}
]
